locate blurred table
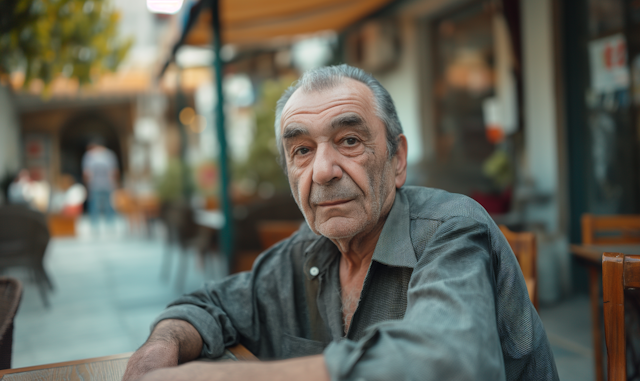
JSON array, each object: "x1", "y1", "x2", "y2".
[
  {"x1": 570, "y1": 244, "x2": 640, "y2": 381},
  {"x1": 0, "y1": 345, "x2": 256, "y2": 381},
  {"x1": 571, "y1": 244, "x2": 640, "y2": 263}
]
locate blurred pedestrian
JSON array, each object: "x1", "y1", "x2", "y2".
[{"x1": 82, "y1": 138, "x2": 119, "y2": 227}]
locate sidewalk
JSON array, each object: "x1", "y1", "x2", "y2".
[
  {"x1": 8, "y1": 217, "x2": 222, "y2": 368},
  {"x1": 540, "y1": 295, "x2": 595, "y2": 381}
]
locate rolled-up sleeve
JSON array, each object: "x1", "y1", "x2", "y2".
[
  {"x1": 324, "y1": 217, "x2": 506, "y2": 381},
  {"x1": 149, "y1": 232, "x2": 302, "y2": 360},
  {"x1": 151, "y1": 270, "x2": 258, "y2": 359}
]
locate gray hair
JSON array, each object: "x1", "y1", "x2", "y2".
[{"x1": 274, "y1": 64, "x2": 403, "y2": 169}]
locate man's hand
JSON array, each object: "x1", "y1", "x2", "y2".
[
  {"x1": 136, "y1": 355, "x2": 330, "y2": 381},
  {"x1": 122, "y1": 319, "x2": 203, "y2": 381}
]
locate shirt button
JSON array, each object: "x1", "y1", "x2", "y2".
[{"x1": 310, "y1": 266, "x2": 319, "y2": 276}]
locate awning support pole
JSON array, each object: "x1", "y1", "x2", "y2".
[
  {"x1": 211, "y1": 0, "x2": 234, "y2": 274},
  {"x1": 176, "y1": 68, "x2": 192, "y2": 200}
]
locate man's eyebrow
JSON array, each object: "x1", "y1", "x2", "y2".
[
  {"x1": 331, "y1": 113, "x2": 372, "y2": 139},
  {"x1": 282, "y1": 125, "x2": 309, "y2": 140},
  {"x1": 331, "y1": 113, "x2": 365, "y2": 130}
]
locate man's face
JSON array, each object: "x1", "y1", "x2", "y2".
[{"x1": 280, "y1": 79, "x2": 404, "y2": 239}]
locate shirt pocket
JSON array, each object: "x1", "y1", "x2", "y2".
[{"x1": 281, "y1": 333, "x2": 327, "y2": 359}]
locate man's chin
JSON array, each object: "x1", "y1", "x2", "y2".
[{"x1": 314, "y1": 217, "x2": 365, "y2": 239}]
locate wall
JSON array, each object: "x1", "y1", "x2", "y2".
[
  {"x1": 0, "y1": 85, "x2": 22, "y2": 201},
  {"x1": 521, "y1": 0, "x2": 571, "y2": 301},
  {"x1": 375, "y1": 17, "x2": 424, "y2": 173},
  {"x1": 522, "y1": 0, "x2": 560, "y2": 232}
]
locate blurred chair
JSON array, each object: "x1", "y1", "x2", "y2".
[
  {"x1": 257, "y1": 220, "x2": 304, "y2": 251},
  {"x1": 603, "y1": 252, "x2": 640, "y2": 381},
  {"x1": 47, "y1": 214, "x2": 77, "y2": 237},
  {"x1": 113, "y1": 190, "x2": 161, "y2": 237},
  {"x1": 0, "y1": 205, "x2": 52, "y2": 307},
  {"x1": 112, "y1": 189, "x2": 137, "y2": 221},
  {"x1": 232, "y1": 194, "x2": 303, "y2": 273},
  {"x1": 582, "y1": 214, "x2": 640, "y2": 245},
  {"x1": 499, "y1": 225, "x2": 538, "y2": 310},
  {"x1": 226, "y1": 220, "x2": 304, "y2": 274},
  {"x1": 138, "y1": 194, "x2": 161, "y2": 236},
  {"x1": 160, "y1": 202, "x2": 208, "y2": 291},
  {"x1": 0, "y1": 277, "x2": 22, "y2": 370}
]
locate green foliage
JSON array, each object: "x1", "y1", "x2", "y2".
[
  {"x1": 0, "y1": 0, "x2": 132, "y2": 87},
  {"x1": 233, "y1": 76, "x2": 297, "y2": 192},
  {"x1": 482, "y1": 149, "x2": 514, "y2": 190},
  {"x1": 155, "y1": 157, "x2": 184, "y2": 203}
]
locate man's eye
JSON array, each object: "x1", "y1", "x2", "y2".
[
  {"x1": 295, "y1": 147, "x2": 310, "y2": 155},
  {"x1": 344, "y1": 137, "x2": 358, "y2": 146}
]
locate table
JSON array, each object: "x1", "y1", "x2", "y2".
[
  {"x1": 570, "y1": 244, "x2": 640, "y2": 381},
  {"x1": 0, "y1": 345, "x2": 257, "y2": 381}
]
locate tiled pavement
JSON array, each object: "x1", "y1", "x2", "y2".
[
  {"x1": 6, "y1": 217, "x2": 225, "y2": 368},
  {"x1": 6, "y1": 217, "x2": 595, "y2": 380},
  {"x1": 540, "y1": 295, "x2": 596, "y2": 381}
]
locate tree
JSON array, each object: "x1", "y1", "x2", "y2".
[
  {"x1": 0, "y1": 0, "x2": 132, "y2": 88},
  {"x1": 232, "y1": 76, "x2": 298, "y2": 196}
]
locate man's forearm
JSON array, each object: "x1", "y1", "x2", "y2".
[
  {"x1": 145, "y1": 319, "x2": 203, "y2": 362},
  {"x1": 138, "y1": 355, "x2": 330, "y2": 381},
  {"x1": 122, "y1": 319, "x2": 203, "y2": 381}
]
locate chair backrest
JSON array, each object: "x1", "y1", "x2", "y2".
[
  {"x1": 257, "y1": 220, "x2": 304, "y2": 251},
  {"x1": 111, "y1": 189, "x2": 137, "y2": 215},
  {"x1": 0, "y1": 205, "x2": 50, "y2": 260},
  {"x1": 499, "y1": 225, "x2": 538, "y2": 310},
  {"x1": 234, "y1": 194, "x2": 303, "y2": 252},
  {"x1": 0, "y1": 277, "x2": 23, "y2": 370},
  {"x1": 582, "y1": 214, "x2": 640, "y2": 245},
  {"x1": 160, "y1": 202, "x2": 198, "y2": 244},
  {"x1": 603, "y1": 252, "x2": 640, "y2": 381}
]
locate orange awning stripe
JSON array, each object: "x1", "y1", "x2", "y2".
[{"x1": 183, "y1": 0, "x2": 393, "y2": 46}]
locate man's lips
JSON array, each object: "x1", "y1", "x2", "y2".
[{"x1": 316, "y1": 199, "x2": 352, "y2": 207}]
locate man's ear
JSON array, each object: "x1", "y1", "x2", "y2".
[{"x1": 394, "y1": 134, "x2": 408, "y2": 188}]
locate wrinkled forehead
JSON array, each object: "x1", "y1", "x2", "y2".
[{"x1": 279, "y1": 78, "x2": 377, "y2": 134}]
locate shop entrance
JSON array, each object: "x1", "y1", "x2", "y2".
[{"x1": 59, "y1": 112, "x2": 124, "y2": 186}]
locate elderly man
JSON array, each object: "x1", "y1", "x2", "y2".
[{"x1": 123, "y1": 65, "x2": 558, "y2": 381}]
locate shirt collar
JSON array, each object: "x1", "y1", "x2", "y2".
[
  {"x1": 371, "y1": 188, "x2": 417, "y2": 269},
  {"x1": 303, "y1": 188, "x2": 417, "y2": 279},
  {"x1": 303, "y1": 236, "x2": 340, "y2": 280}
]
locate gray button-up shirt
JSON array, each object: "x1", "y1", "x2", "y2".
[{"x1": 153, "y1": 186, "x2": 559, "y2": 381}]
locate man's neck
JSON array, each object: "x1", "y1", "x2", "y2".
[
  {"x1": 335, "y1": 224, "x2": 384, "y2": 335},
  {"x1": 330, "y1": 187, "x2": 396, "y2": 271},
  {"x1": 332, "y1": 227, "x2": 380, "y2": 273}
]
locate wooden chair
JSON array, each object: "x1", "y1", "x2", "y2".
[
  {"x1": 0, "y1": 277, "x2": 23, "y2": 370},
  {"x1": 229, "y1": 221, "x2": 303, "y2": 274},
  {"x1": 581, "y1": 214, "x2": 640, "y2": 381},
  {"x1": 231, "y1": 195, "x2": 303, "y2": 273},
  {"x1": 602, "y1": 252, "x2": 640, "y2": 381},
  {"x1": 499, "y1": 225, "x2": 538, "y2": 310},
  {"x1": 257, "y1": 220, "x2": 304, "y2": 251},
  {"x1": 582, "y1": 214, "x2": 640, "y2": 245}
]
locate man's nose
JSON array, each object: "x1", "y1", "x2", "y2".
[{"x1": 312, "y1": 144, "x2": 343, "y2": 185}]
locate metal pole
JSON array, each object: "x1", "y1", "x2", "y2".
[
  {"x1": 176, "y1": 68, "x2": 191, "y2": 200},
  {"x1": 211, "y1": 0, "x2": 234, "y2": 273}
]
